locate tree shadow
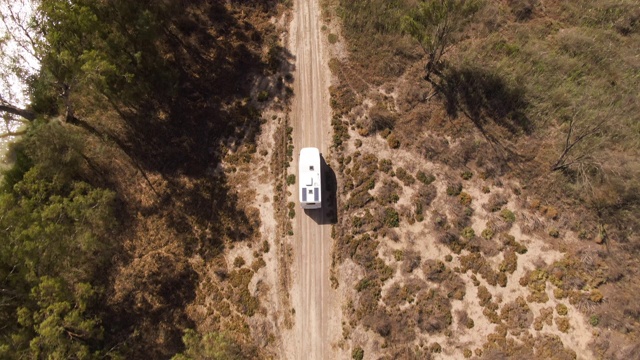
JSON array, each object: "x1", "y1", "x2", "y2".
[
  {"x1": 439, "y1": 66, "x2": 532, "y2": 136},
  {"x1": 98, "y1": 1, "x2": 295, "y2": 358},
  {"x1": 305, "y1": 154, "x2": 338, "y2": 225},
  {"x1": 435, "y1": 65, "x2": 531, "y2": 165}
]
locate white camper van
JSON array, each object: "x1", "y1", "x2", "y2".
[{"x1": 299, "y1": 147, "x2": 322, "y2": 209}]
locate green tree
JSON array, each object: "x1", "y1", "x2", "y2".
[
  {"x1": 401, "y1": 0, "x2": 481, "y2": 80},
  {"x1": 0, "y1": 128, "x2": 117, "y2": 358},
  {"x1": 172, "y1": 329, "x2": 257, "y2": 360}
]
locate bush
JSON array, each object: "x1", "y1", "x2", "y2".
[
  {"x1": 481, "y1": 228, "x2": 494, "y2": 240},
  {"x1": 352, "y1": 347, "x2": 364, "y2": 360},
  {"x1": 461, "y1": 227, "x2": 475, "y2": 239},
  {"x1": 328, "y1": 33, "x2": 338, "y2": 44},
  {"x1": 383, "y1": 207, "x2": 400, "y2": 228},
  {"x1": 485, "y1": 193, "x2": 508, "y2": 212},
  {"x1": 447, "y1": 182, "x2": 463, "y2": 196},
  {"x1": 234, "y1": 256, "x2": 246, "y2": 268},
  {"x1": 556, "y1": 316, "x2": 570, "y2": 333},
  {"x1": 556, "y1": 303, "x2": 568, "y2": 316},
  {"x1": 286, "y1": 174, "x2": 296, "y2": 185},
  {"x1": 459, "y1": 192, "x2": 472, "y2": 205},
  {"x1": 396, "y1": 167, "x2": 415, "y2": 186},
  {"x1": 461, "y1": 171, "x2": 473, "y2": 180},
  {"x1": 417, "y1": 171, "x2": 436, "y2": 185},
  {"x1": 379, "y1": 159, "x2": 392, "y2": 173},
  {"x1": 500, "y1": 209, "x2": 516, "y2": 223},
  {"x1": 387, "y1": 133, "x2": 400, "y2": 148}
]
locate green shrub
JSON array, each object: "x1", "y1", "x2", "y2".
[
  {"x1": 355, "y1": 139, "x2": 363, "y2": 148},
  {"x1": 481, "y1": 228, "x2": 494, "y2": 240},
  {"x1": 417, "y1": 171, "x2": 436, "y2": 185},
  {"x1": 396, "y1": 167, "x2": 415, "y2": 186},
  {"x1": 288, "y1": 201, "x2": 296, "y2": 219},
  {"x1": 548, "y1": 228, "x2": 560, "y2": 238},
  {"x1": 500, "y1": 209, "x2": 516, "y2": 223},
  {"x1": 556, "y1": 303, "x2": 568, "y2": 316},
  {"x1": 328, "y1": 33, "x2": 339, "y2": 44},
  {"x1": 286, "y1": 174, "x2": 296, "y2": 185},
  {"x1": 384, "y1": 207, "x2": 400, "y2": 228},
  {"x1": 352, "y1": 347, "x2": 364, "y2": 360},
  {"x1": 461, "y1": 171, "x2": 473, "y2": 180},
  {"x1": 589, "y1": 315, "x2": 599, "y2": 326},
  {"x1": 461, "y1": 227, "x2": 475, "y2": 239}
]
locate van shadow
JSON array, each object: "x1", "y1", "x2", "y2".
[{"x1": 304, "y1": 154, "x2": 338, "y2": 225}]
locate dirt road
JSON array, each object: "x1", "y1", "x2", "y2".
[{"x1": 283, "y1": 0, "x2": 340, "y2": 358}]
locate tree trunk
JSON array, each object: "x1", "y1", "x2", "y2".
[{"x1": 0, "y1": 104, "x2": 36, "y2": 121}]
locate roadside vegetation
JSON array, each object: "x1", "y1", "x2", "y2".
[
  {"x1": 1, "y1": 0, "x2": 290, "y2": 358},
  {"x1": 324, "y1": 0, "x2": 640, "y2": 358}
]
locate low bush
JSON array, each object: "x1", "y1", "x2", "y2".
[
  {"x1": 379, "y1": 158, "x2": 393, "y2": 173},
  {"x1": 461, "y1": 227, "x2": 475, "y2": 239},
  {"x1": 387, "y1": 133, "x2": 400, "y2": 148},
  {"x1": 234, "y1": 256, "x2": 246, "y2": 268},
  {"x1": 396, "y1": 167, "x2": 415, "y2": 185},
  {"x1": 459, "y1": 192, "x2": 472, "y2": 205},
  {"x1": 447, "y1": 182, "x2": 463, "y2": 196},
  {"x1": 556, "y1": 303, "x2": 568, "y2": 316},
  {"x1": 485, "y1": 192, "x2": 508, "y2": 212},
  {"x1": 352, "y1": 347, "x2": 364, "y2": 360},
  {"x1": 481, "y1": 228, "x2": 495, "y2": 240},
  {"x1": 500, "y1": 209, "x2": 516, "y2": 223},
  {"x1": 383, "y1": 207, "x2": 400, "y2": 228},
  {"x1": 287, "y1": 174, "x2": 296, "y2": 185},
  {"x1": 416, "y1": 171, "x2": 435, "y2": 185}
]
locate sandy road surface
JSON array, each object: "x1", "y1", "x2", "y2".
[{"x1": 282, "y1": 0, "x2": 339, "y2": 359}]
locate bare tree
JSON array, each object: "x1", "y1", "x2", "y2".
[
  {"x1": 551, "y1": 109, "x2": 606, "y2": 187},
  {"x1": 401, "y1": 0, "x2": 481, "y2": 81}
]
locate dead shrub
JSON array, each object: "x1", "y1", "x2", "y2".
[
  {"x1": 402, "y1": 249, "x2": 422, "y2": 274},
  {"x1": 478, "y1": 285, "x2": 492, "y2": 307},
  {"x1": 417, "y1": 135, "x2": 450, "y2": 161},
  {"x1": 424, "y1": 260, "x2": 448, "y2": 282},
  {"x1": 376, "y1": 179, "x2": 401, "y2": 205},
  {"x1": 360, "y1": 102, "x2": 396, "y2": 136},
  {"x1": 500, "y1": 297, "x2": 533, "y2": 334},
  {"x1": 460, "y1": 253, "x2": 500, "y2": 286},
  {"x1": 414, "y1": 289, "x2": 452, "y2": 333},
  {"x1": 499, "y1": 249, "x2": 518, "y2": 274},
  {"x1": 484, "y1": 192, "x2": 508, "y2": 212},
  {"x1": 457, "y1": 310, "x2": 475, "y2": 329},
  {"x1": 439, "y1": 232, "x2": 465, "y2": 254}
]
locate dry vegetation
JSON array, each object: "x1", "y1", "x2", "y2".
[{"x1": 322, "y1": 0, "x2": 640, "y2": 358}]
